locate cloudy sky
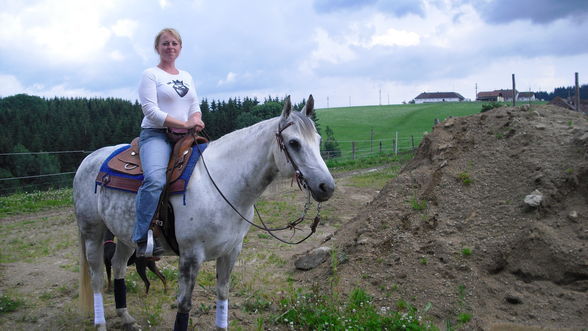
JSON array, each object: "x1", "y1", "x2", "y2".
[{"x1": 1, "y1": 0, "x2": 587, "y2": 108}]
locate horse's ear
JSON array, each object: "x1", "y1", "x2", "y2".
[
  {"x1": 281, "y1": 95, "x2": 292, "y2": 119},
  {"x1": 302, "y1": 94, "x2": 315, "y2": 117}
]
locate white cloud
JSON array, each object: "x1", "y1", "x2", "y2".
[
  {"x1": 367, "y1": 28, "x2": 420, "y2": 47},
  {"x1": 109, "y1": 50, "x2": 125, "y2": 61},
  {"x1": 217, "y1": 72, "x2": 237, "y2": 86},
  {"x1": 111, "y1": 19, "x2": 138, "y2": 38},
  {"x1": 300, "y1": 28, "x2": 357, "y2": 72},
  {"x1": 0, "y1": 0, "x2": 115, "y2": 65},
  {"x1": 0, "y1": 74, "x2": 25, "y2": 97}
]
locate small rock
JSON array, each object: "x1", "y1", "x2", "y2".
[
  {"x1": 524, "y1": 189, "x2": 543, "y2": 207},
  {"x1": 294, "y1": 246, "x2": 332, "y2": 271},
  {"x1": 357, "y1": 236, "x2": 370, "y2": 245},
  {"x1": 567, "y1": 210, "x2": 578, "y2": 222},
  {"x1": 535, "y1": 123, "x2": 547, "y2": 130}
]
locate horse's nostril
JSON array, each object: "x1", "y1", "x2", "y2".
[{"x1": 319, "y1": 183, "x2": 327, "y2": 192}]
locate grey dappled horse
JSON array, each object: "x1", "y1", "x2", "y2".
[{"x1": 73, "y1": 95, "x2": 335, "y2": 330}]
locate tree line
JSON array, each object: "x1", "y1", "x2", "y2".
[
  {"x1": 0, "y1": 93, "x2": 324, "y2": 193},
  {"x1": 534, "y1": 84, "x2": 587, "y2": 101}
]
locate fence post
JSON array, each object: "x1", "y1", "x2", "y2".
[
  {"x1": 370, "y1": 128, "x2": 374, "y2": 152},
  {"x1": 379, "y1": 141, "x2": 382, "y2": 153},
  {"x1": 575, "y1": 72, "x2": 580, "y2": 112},
  {"x1": 411, "y1": 136, "x2": 415, "y2": 150},
  {"x1": 395, "y1": 131, "x2": 398, "y2": 155},
  {"x1": 352, "y1": 142, "x2": 356, "y2": 160},
  {"x1": 512, "y1": 73, "x2": 516, "y2": 107}
]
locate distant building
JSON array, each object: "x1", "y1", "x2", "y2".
[
  {"x1": 477, "y1": 91, "x2": 504, "y2": 102},
  {"x1": 477, "y1": 89, "x2": 535, "y2": 102},
  {"x1": 413, "y1": 92, "x2": 465, "y2": 104},
  {"x1": 518, "y1": 92, "x2": 536, "y2": 102}
]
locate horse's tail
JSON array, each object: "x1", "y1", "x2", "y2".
[{"x1": 79, "y1": 233, "x2": 93, "y2": 315}]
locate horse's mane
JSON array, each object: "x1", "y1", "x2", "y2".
[{"x1": 209, "y1": 112, "x2": 317, "y2": 148}]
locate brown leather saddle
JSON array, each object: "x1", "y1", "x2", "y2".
[
  {"x1": 106, "y1": 134, "x2": 208, "y2": 188},
  {"x1": 99, "y1": 133, "x2": 208, "y2": 255}
]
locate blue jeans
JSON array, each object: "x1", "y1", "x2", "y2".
[{"x1": 133, "y1": 128, "x2": 173, "y2": 243}]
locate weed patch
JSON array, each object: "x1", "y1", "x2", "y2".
[
  {"x1": 0, "y1": 188, "x2": 72, "y2": 218},
  {"x1": 276, "y1": 287, "x2": 437, "y2": 330},
  {"x1": 0, "y1": 294, "x2": 24, "y2": 314}
]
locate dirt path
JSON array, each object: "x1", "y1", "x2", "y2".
[{"x1": 0, "y1": 165, "x2": 388, "y2": 330}]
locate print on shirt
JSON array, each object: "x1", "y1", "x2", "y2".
[{"x1": 168, "y1": 80, "x2": 189, "y2": 97}]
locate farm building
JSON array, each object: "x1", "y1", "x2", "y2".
[
  {"x1": 413, "y1": 92, "x2": 465, "y2": 104},
  {"x1": 518, "y1": 91, "x2": 536, "y2": 102},
  {"x1": 477, "y1": 89, "x2": 535, "y2": 102},
  {"x1": 476, "y1": 91, "x2": 504, "y2": 102}
]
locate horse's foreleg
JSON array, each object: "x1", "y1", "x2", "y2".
[
  {"x1": 175, "y1": 254, "x2": 201, "y2": 331},
  {"x1": 111, "y1": 243, "x2": 139, "y2": 329},
  {"x1": 215, "y1": 250, "x2": 239, "y2": 330}
]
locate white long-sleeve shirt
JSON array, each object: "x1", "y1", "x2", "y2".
[{"x1": 138, "y1": 67, "x2": 201, "y2": 128}]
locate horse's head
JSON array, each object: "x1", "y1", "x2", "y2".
[{"x1": 275, "y1": 95, "x2": 335, "y2": 202}]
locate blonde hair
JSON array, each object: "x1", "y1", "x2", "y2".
[{"x1": 154, "y1": 28, "x2": 182, "y2": 51}]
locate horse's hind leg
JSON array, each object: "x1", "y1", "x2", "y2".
[
  {"x1": 215, "y1": 249, "x2": 240, "y2": 330},
  {"x1": 111, "y1": 242, "x2": 140, "y2": 329},
  {"x1": 79, "y1": 226, "x2": 108, "y2": 330}
]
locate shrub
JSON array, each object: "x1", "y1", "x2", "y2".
[{"x1": 481, "y1": 102, "x2": 504, "y2": 112}]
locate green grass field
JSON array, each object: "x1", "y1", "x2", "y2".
[{"x1": 315, "y1": 102, "x2": 485, "y2": 158}]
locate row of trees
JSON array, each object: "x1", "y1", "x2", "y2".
[
  {"x1": 0, "y1": 94, "x2": 337, "y2": 193},
  {"x1": 534, "y1": 84, "x2": 587, "y2": 101}
]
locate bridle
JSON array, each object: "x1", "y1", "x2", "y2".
[
  {"x1": 275, "y1": 121, "x2": 306, "y2": 190},
  {"x1": 195, "y1": 120, "x2": 322, "y2": 245}
]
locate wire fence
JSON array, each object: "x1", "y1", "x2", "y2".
[
  {"x1": 0, "y1": 131, "x2": 424, "y2": 196},
  {"x1": 322, "y1": 133, "x2": 423, "y2": 161},
  {"x1": 0, "y1": 150, "x2": 91, "y2": 196}
]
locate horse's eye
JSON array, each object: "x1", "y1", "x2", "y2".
[{"x1": 289, "y1": 139, "x2": 300, "y2": 150}]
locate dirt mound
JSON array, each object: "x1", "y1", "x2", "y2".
[{"x1": 299, "y1": 105, "x2": 588, "y2": 329}]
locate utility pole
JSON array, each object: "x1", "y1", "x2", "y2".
[
  {"x1": 475, "y1": 83, "x2": 478, "y2": 101},
  {"x1": 379, "y1": 89, "x2": 382, "y2": 106},
  {"x1": 575, "y1": 72, "x2": 580, "y2": 112},
  {"x1": 327, "y1": 96, "x2": 329, "y2": 108}
]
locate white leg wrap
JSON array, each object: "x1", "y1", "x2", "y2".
[
  {"x1": 215, "y1": 299, "x2": 228, "y2": 329},
  {"x1": 94, "y1": 293, "x2": 106, "y2": 325}
]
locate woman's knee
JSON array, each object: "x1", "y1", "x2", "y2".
[{"x1": 143, "y1": 171, "x2": 167, "y2": 189}]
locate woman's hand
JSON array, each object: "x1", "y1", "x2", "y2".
[{"x1": 184, "y1": 114, "x2": 205, "y2": 131}]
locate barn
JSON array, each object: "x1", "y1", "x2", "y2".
[{"x1": 413, "y1": 92, "x2": 465, "y2": 104}]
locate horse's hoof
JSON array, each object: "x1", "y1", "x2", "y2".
[{"x1": 96, "y1": 324, "x2": 107, "y2": 331}]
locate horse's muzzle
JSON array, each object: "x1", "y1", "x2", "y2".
[{"x1": 310, "y1": 179, "x2": 335, "y2": 202}]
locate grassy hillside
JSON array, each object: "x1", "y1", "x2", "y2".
[{"x1": 315, "y1": 102, "x2": 485, "y2": 158}]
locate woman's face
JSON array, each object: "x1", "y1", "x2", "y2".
[{"x1": 157, "y1": 32, "x2": 181, "y2": 64}]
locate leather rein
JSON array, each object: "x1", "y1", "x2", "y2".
[{"x1": 195, "y1": 121, "x2": 322, "y2": 245}]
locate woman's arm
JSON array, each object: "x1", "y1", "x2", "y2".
[{"x1": 163, "y1": 112, "x2": 204, "y2": 130}]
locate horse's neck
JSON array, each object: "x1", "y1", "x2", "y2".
[{"x1": 200, "y1": 118, "x2": 281, "y2": 205}]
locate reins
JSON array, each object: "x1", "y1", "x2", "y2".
[{"x1": 194, "y1": 123, "x2": 322, "y2": 245}]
